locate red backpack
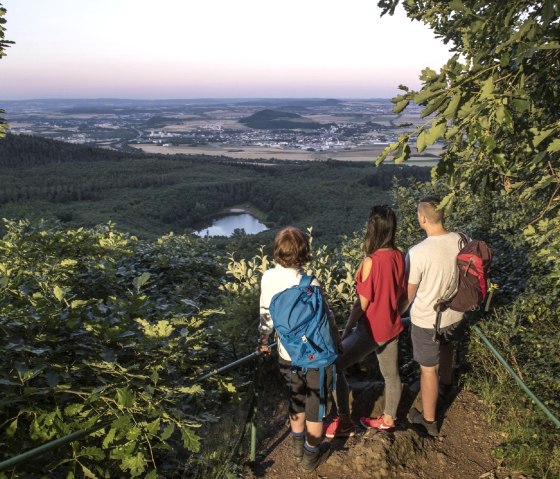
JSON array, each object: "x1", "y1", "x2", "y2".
[{"x1": 434, "y1": 233, "x2": 493, "y2": 339}]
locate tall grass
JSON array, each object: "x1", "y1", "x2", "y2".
[{"x1": 465, "y1": 323, "x2": 560, "y2": 478}]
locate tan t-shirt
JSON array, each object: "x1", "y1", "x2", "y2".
[{"x1": 406, "y1": 232, "x2": 464, "y2": 329}]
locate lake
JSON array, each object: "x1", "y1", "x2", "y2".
[{"x1": 194, "y1": 213, "x2": 268, "y2": 237}]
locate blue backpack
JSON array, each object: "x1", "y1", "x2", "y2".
[
  {"x1": 269, "y1": 275, "x2": 337, "y2": 418},
  {"x1": 269, "y1": 275, "x2": 338, "y2": 369}
]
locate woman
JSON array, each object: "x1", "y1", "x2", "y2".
[
  {"x1": 257, "y1": 226, "x2": 341, "y2": 472},
  {"x1": 324, "y1": 205, "x2": 406, "y2": 437}
]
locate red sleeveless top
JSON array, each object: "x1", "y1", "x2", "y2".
[{"x1": 356, "y1": 249, "x2": 406, "y2": 343}]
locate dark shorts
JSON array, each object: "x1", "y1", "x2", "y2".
[
  {"x1": 411, "y1": 321, "x2": 463, "y2": 367},
  {"x1": 278, "y1": 357, "x2": 333, "y2": 422}
]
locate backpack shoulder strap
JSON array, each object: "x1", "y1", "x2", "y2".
[
  {"x1": 299, "y1": 275, "x2": 314, "y2": 287},
  {"x1": 458, "y1": 232, "x2": 469, "y2": 248}
]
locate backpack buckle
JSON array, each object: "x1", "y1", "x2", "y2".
[{"x1": 301, "y1": 335, "x2": 308, "y2": 343}]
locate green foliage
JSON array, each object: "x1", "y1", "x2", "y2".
[
  {"x1": 464, "y1": 370, "x2": 560, "y2": 478},
  {"x1": 395, "y1": 178, "x2": 559, "y2": 476},
  {"x1": 0, "y1": 220, "x2": 237, "y2": 477},
  {"x1": 466, "y1": 304, "x2": 560, "y2": 478},
  {"x1": 379, "y1": 10, "x2": 560, "y2": 471},
  {"x1": 378, "y1": 0, "x2": 560, "y2": 287},
  {"x1": 380, "y1": 0, "x2": 560, "y2": 421}
]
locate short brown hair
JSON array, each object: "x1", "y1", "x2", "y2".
[
  {"x1": 273, "y1": 227, "x2": 311, "y2": 268},
  {"x1": 418, "y1": 196, "x2": 444, "y2": 224}
]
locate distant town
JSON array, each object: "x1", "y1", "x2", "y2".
[{"x1": 2, "y1": 98, "x2": 441, "y2": 163}]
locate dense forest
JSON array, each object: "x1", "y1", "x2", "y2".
[{"x1": 0, "y1": 134, "x2": 430, "y2": 244}]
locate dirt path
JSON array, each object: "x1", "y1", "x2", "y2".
[{"x1": 247, "y1": 386, "x2": 525, "y2": 479}]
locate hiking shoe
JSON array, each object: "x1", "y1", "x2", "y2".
[
  {"x1": 323, "y1": 416, "x2": 356, "y2": 438},
  {"x1": 359, "y1": 415, "x2": 395, "y2": 432},
  {"x1": 408, "y1": 407, "x2": 438, "y2": 437},
  {"x1": 300, "y1": 442, "x2": 331, "y2": 473},
  {"x1": 292, "y1": 434, "x2": 305, "y2": 463}
]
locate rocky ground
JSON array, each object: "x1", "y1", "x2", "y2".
[{"x1": 246, "y1": 377, "x2": 527, "y2": 479}]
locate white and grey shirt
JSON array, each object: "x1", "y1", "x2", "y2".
[{"x1": 259, "y1": 264, "x2": 334, "y2": 361}]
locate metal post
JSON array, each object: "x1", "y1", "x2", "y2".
[{"x1": 250, "y1": 365, "x2": 258, "y2": 462}]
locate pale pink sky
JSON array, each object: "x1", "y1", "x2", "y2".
[{"x1": 0, "y1": 0, "x2": 452, "y2": 99}]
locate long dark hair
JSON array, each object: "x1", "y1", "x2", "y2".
[{"x1": 363, "y1": 205, "x2": 397, "y2": 255}]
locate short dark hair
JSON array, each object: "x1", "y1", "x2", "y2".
[
  {"x1": 418, "y1": 196, "x2": 443, "y2": 224},
  {"x1": 274, "y1": 227, "x2": 311, "y2": 268},
  {"x1": 364, "y1": 205, "x2": 397, "y2": 255}
]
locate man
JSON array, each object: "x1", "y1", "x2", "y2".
[{"x1": 400, "y1": 196, "x2": 463, "y2": 436}]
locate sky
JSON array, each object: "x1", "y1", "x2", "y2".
[{"x1": 0, "y1": 0, "x2": 453, "y2": 100}]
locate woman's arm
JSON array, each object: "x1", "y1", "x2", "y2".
[
  {"x1": 320, "y1": 290, "x2": 343, "y2": 352},
  {"x1": 342, "y1": 257, "x2": 372, "y2": 338}
]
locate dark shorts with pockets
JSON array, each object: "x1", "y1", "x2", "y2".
[
  {"x1": 411, "y1": 320, "x2": 463, "y2": 367},
  {"x1": 278, "y1": 357, "x2": 333, "y2": 422}
]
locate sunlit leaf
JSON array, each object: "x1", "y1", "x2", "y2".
[
  {"x1": 161, "y1": 423, "x2": 175, "y2": 441},
  {"x1": 53, "y1": 286, "x2": 65, "y2": 302},
  {"x1": 115, "y1": 388, "x2": 135, "y2": 409},
  {"x1": 178, "y1": 385, "x2": 204, "y2": 395},
  {"x1": 132, "y1": 272, "x2": 150, "y2": 292},
  {"x1": 121, "y1": 452, "x2": 147, "y2": 477},
  {"x1": 181, "y1": 427, "x2": 201, "y2": 453}
]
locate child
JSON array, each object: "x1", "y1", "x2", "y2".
[
  {"x1": 258, "y1": 226, "x2": 341, "y2": 472},
  {"x1": 324, "y1": 205, "x2": 406, "y2": 437}
]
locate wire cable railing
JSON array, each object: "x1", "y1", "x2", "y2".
[
  {"x1": 472, "y1": 325, "x2": 559, "y2": 427},
  {"x1": 1, "y1": 320, "x2": 558, "y2": 474},
  {"x1": 0, "y1": 343, "x2": 277, "y2": 474}
]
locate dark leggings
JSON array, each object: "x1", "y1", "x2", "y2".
[{"x1": 334, "y1": 318, "x2": 401, "y2": 419}]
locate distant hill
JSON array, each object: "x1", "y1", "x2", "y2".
[
  {"x1": 0, "y1": 134, "x2": 140, "y2": 167},
  {"x1": 236, "y1": 99, "x2": 343, "y2": 108},
  {"x1": 145, "y1": 116, "x2": 182, "y2": 128},
  {"x1": 239, "y1": 109, "x2": 323, "y2": 130}
]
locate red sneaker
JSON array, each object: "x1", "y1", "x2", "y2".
[
  {"x1": 323, "y1": 416, "x2": 356, "y2": 438},
  {"x1": 360, "y1": 415, "x2": 395, "y2": 431}
]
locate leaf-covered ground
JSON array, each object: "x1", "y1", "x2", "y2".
[{"x1": 250, "y1": 385, "x2": 527, "y2": 479}]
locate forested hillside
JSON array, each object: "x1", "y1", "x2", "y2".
[
  {"x1": 0, "y1": 134, "x2": 430, "y2": 243},
  {"x1": 239, "y1": 109, "x2": 323, "y2": 129}
]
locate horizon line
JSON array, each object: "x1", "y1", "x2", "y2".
[{"x1": 1, "y1": 96, "x2": 395, "y2": 103}]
